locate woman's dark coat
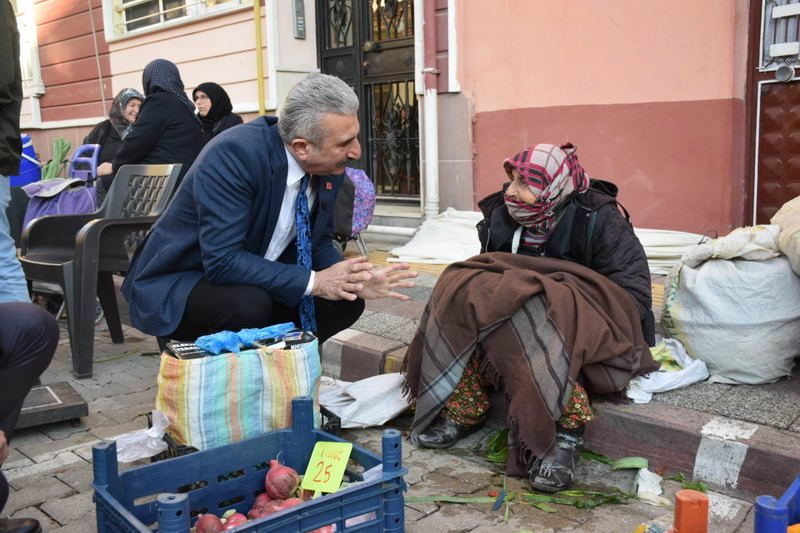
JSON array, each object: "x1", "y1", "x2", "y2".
[
  {"x1": 111, "y1": 91, "x2": 204, "y2": 183},
  {"x1": 478, "y1": 180, "x2": 656, "y2": 345}
]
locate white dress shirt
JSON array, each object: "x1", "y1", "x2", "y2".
[{"x1": 264, "y1": 146, "x2": 317, "y2": 295}]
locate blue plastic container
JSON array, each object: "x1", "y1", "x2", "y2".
[
  {"x1": 92, "y1": 397, "x2": 406, "y2": 532},
  {"x1": 754, "y1": 474, "x2": 800, "y2": 532},
  {"x1": 9, "y1": 134, "x2": 41, "y2": 187}
]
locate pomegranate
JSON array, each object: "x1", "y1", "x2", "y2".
[
  {"x1": 278, "y1": 497, "x2": 304, "y2": 510},
  {"x1": 264, "y1": 459, "x2": 300, "y2": 499},
  {"x1": 223, "y1": 512, "x2": 247, "y2": 530},
  {"x1": 253, "y1": 493, "x2": 271, "y2": 507},
  {"x1": 194, "y1": 513, "x2": 224, "y2": 533},
  {"x1": 246, "y1": 506, "x2": 266, "y2": 520},
  {"x1": 261, "y1": 499, "x2": 285, "y2": 515}
]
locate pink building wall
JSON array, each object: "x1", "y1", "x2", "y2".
[{"x1": 456, "y1": 0, "x2": 750, "y2": 234}]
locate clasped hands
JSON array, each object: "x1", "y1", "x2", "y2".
[{"x1": 312, "y1": 256, "x2": 417, "y2": 301}]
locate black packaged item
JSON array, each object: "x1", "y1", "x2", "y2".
[{"x1": 165, "y1": 341, "x2": 215, "y2": 360}]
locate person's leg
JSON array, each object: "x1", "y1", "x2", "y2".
[
  {"x1": 169, "y1": 279, "x2": 364, "y2": 344},
  {"x1": 0, "y1": 303, "x2": 59, "y2": 436},
  {"x1": 529, "y1": 383, "x2": 593, "y2": 492},
  {"x1": 0, "y1": 177, "x2": 29, "y2": 304},
  {"x1": 312, "y1": 297, "x2": 364, "y2": 344},
  {"x1": 168, "y1": 280, "x2": 275, "y2": 341},
  {"x1": 417, "y1": 356, "x2": 490, "y2": 448}
]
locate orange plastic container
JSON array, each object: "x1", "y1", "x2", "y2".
[{"x1": 667, "y1": 489, "x2": 709, "y2": 533}]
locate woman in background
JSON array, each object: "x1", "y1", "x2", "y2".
[
  {"x1": 192, "y1": 82, "x2": 243, "y2": 143},
  {"x1": 109, "y1": 59, "x2": 204, "y2": 191},
  {"x1": 86, "y1": 88, "x2": 144, "y2": 178}
]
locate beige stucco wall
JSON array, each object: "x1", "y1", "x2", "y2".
[
  {"x1": 458, "y1": 0, "x2": 743, "y2": 111},
  {"x1": 454, "y1": 0, "x2": 751, "y2": 234},
  {"x1": 107, "y1": 1, "x2": 318, "y2": 115}
]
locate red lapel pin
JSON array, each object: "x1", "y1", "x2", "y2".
[{"x1": 325, "y1": 181, "x2": 332, "y2": 190}]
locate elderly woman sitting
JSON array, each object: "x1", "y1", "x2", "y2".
[{"x1": 404, "y1": 143, "x2": 658, "y2": 492}]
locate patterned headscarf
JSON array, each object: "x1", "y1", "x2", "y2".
[
  {"x1": 503, "y1": 143, "x2": 590, "y2": 250},
  {"x1": 108, "y1": 88, "x2": 144, "y2": 140},
  {"x1": 141, "y1": 59, "x2": 199, "y2": 122},
  {"x1": 192, "y1": 82, "x2": 234, "y2": 127}
]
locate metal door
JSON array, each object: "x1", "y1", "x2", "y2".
[
  {"x1": 749, "y1": 0, "x2": 800, "y2": 223},
  {"x1": 317, "y1": 0, "x2": 420, "y2": 201}
]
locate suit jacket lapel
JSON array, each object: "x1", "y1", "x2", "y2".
[{"x1": 260, "y1": 137, "x2": 289, "y2": 257}]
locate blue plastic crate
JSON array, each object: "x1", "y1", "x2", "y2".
[
  {"x1": 92, "y1": 397, "x2": 406, "y2": 532},
  {"x1": 754, "y1": 474, "x2": 800, "y2": 532}
]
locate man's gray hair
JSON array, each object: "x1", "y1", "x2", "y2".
[{"x1": 278, "y1": 73, "x2": 359, "y2": 145}]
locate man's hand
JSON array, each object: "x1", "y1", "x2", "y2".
[
  {"x1": 313, "y1": 256, "x2": 375, "y2": 301},
  {"x1": 96, "y1": 162, "x2": 113, "y2": 176},
  {"x1": 356, "y1": 263, "x2": 417, "y2": 300},
  {"x1": 0, "y1": 430, "x2": 8, "y2": 464}
]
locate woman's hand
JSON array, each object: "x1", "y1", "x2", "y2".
[
  {"x1": 356, "y1": 263, "x2": 417, "y2": 300},
  {"x1": 96, "y1": 162, "x2": 113, "y2": 176}
]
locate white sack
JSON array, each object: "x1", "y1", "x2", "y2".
[
  {"x1": 626, "y1": 337, "x2": 709, "y2": 403},
  {"x1": 319, "y1": 373, "x2": 411, "y2": 428},
  {"x1": 771, "y1": 195, "x2": 800, "y2": 276},
  {"x1": 681, "y1": 224, "x2": 781, "y2": 268},
  {"x1": 388, "y1": 208, "x2": 483, "y2": 264},
  {"x1": 662, "y1": 256, "x2": 800, "y2": 384},
  {"x1": 635, "y1": 228, "x2": 709, "y2": 275}
]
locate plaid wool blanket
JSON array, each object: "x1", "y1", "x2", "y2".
[{"x1": 404, "y1": 253, "x2": 658, "y2": 473}]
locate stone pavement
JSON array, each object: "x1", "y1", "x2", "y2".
[{"x1": 2, "y1": 249, "x2": 798, "y2": 531}]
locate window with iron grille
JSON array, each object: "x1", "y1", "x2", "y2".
[
  {"x1": 761, "y1": 0, "x2": 800, "y2": 70},
  {"x1": 109, "y1": 0, "x2": 246, "y2": 36}
]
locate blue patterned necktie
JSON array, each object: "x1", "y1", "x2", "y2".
[{"x1": 295, "y1": 173, "x2": 316, "y2": 332}]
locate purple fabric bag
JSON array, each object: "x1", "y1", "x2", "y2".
[
  {"x1": 22, "y1": 178, "x2": 98, "y2": 229},
  {"x1": 333, "y1": 167, "x2": 376, "y2": 239}
]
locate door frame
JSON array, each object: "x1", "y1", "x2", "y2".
[{"x1": 744, "y1": 0, "x2": 800, "y2": 224}]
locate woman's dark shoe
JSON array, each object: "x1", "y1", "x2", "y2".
[
  {"x1": 417, "y1": 416, "x2": 482, "y2": 449},
  {"x1": 0, "y1": 517, "x2": 42, "y2": 533},
  {"x1": 529, "y1": 427, "x2": 584, "y2": 492}
]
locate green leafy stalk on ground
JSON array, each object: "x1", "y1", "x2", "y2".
[
  {"x1": 406, "y1": 482, "x2": 635, "y2": 517},
  {"x1": 665, "y1": 472, "x2": 708, "y2": 493}
]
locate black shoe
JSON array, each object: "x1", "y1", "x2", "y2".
[
  {"x1": 529, "y1": 427, "x2": 584, "y2": 493},
  {"x1": 417, "y1": 416, "x2": 482, "y2": 449},
  {"x1": 156, "y1": 336, "x2": 171, "y2": 352},
  {"x1": 0, "y1": 518, "x2": 42, "y2": 533}
]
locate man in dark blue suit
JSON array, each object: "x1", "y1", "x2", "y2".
[{"x1": 122, "y1": 73, "x2": 415, "y2": 344}]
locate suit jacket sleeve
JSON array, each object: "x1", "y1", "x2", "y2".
[{"x1": 192, "y1": 138, "x2": 312, "y2": 307}]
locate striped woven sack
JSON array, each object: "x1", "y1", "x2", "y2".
[{"x1": 155, "y1": 338, "x2": 321, "y2": 450}]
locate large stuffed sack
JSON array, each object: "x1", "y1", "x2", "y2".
[
  {"x1": 771, "y1": 195, "x2": 800, "y2": 276},
  {"x1": 662, "y1": 225, "x2": 800, "y2": 384}
]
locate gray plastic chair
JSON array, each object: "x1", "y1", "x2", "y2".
[{"x1": 19, "y1": 164, "x2": 182, "y2": 378}]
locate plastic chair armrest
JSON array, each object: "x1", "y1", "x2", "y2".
[
  {"x1": 21, "y1": 213, "x2": 99, "y2": 254},
  {"x1": 74, "y1": 216, "x2": 158, "y2": 252}
]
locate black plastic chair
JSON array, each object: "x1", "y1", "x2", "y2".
[{"x1": 19, "y1": 164, "x2": 182, "y2": 378}]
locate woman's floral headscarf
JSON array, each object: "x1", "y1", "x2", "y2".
[
  {"x1": 108, "y1": 88, "x2": 144, "y2": 140},
  {"x1": 503, "y1": 143, "x2": 590, "y2": 249}
]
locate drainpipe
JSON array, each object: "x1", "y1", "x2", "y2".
[
  {"x1": 420, "y1": 0, "x2": 440, "y2": 219},
  {"x1": 254, "y1": 0, "x2": 266, "y2": 115}
]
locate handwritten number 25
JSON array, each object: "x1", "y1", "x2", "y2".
[{"x1": 313, "y1": 461, "x2": 332, "y2": 483}]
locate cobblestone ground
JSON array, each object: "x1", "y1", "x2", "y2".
[{"x1": 3, "y1": 322, "x2": 758, "y2": 532}]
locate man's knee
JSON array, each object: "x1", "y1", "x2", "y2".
[
  {"x1": 226, "y1": 288, "x2": 274, "y2": 329},
  {"x1": 0, "y1": 303, "x2": 58, "y2": 371}
]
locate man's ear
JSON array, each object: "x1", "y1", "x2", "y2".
[{"x1": 289, "y1": 138, "x2": 311, "y2": 162}]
